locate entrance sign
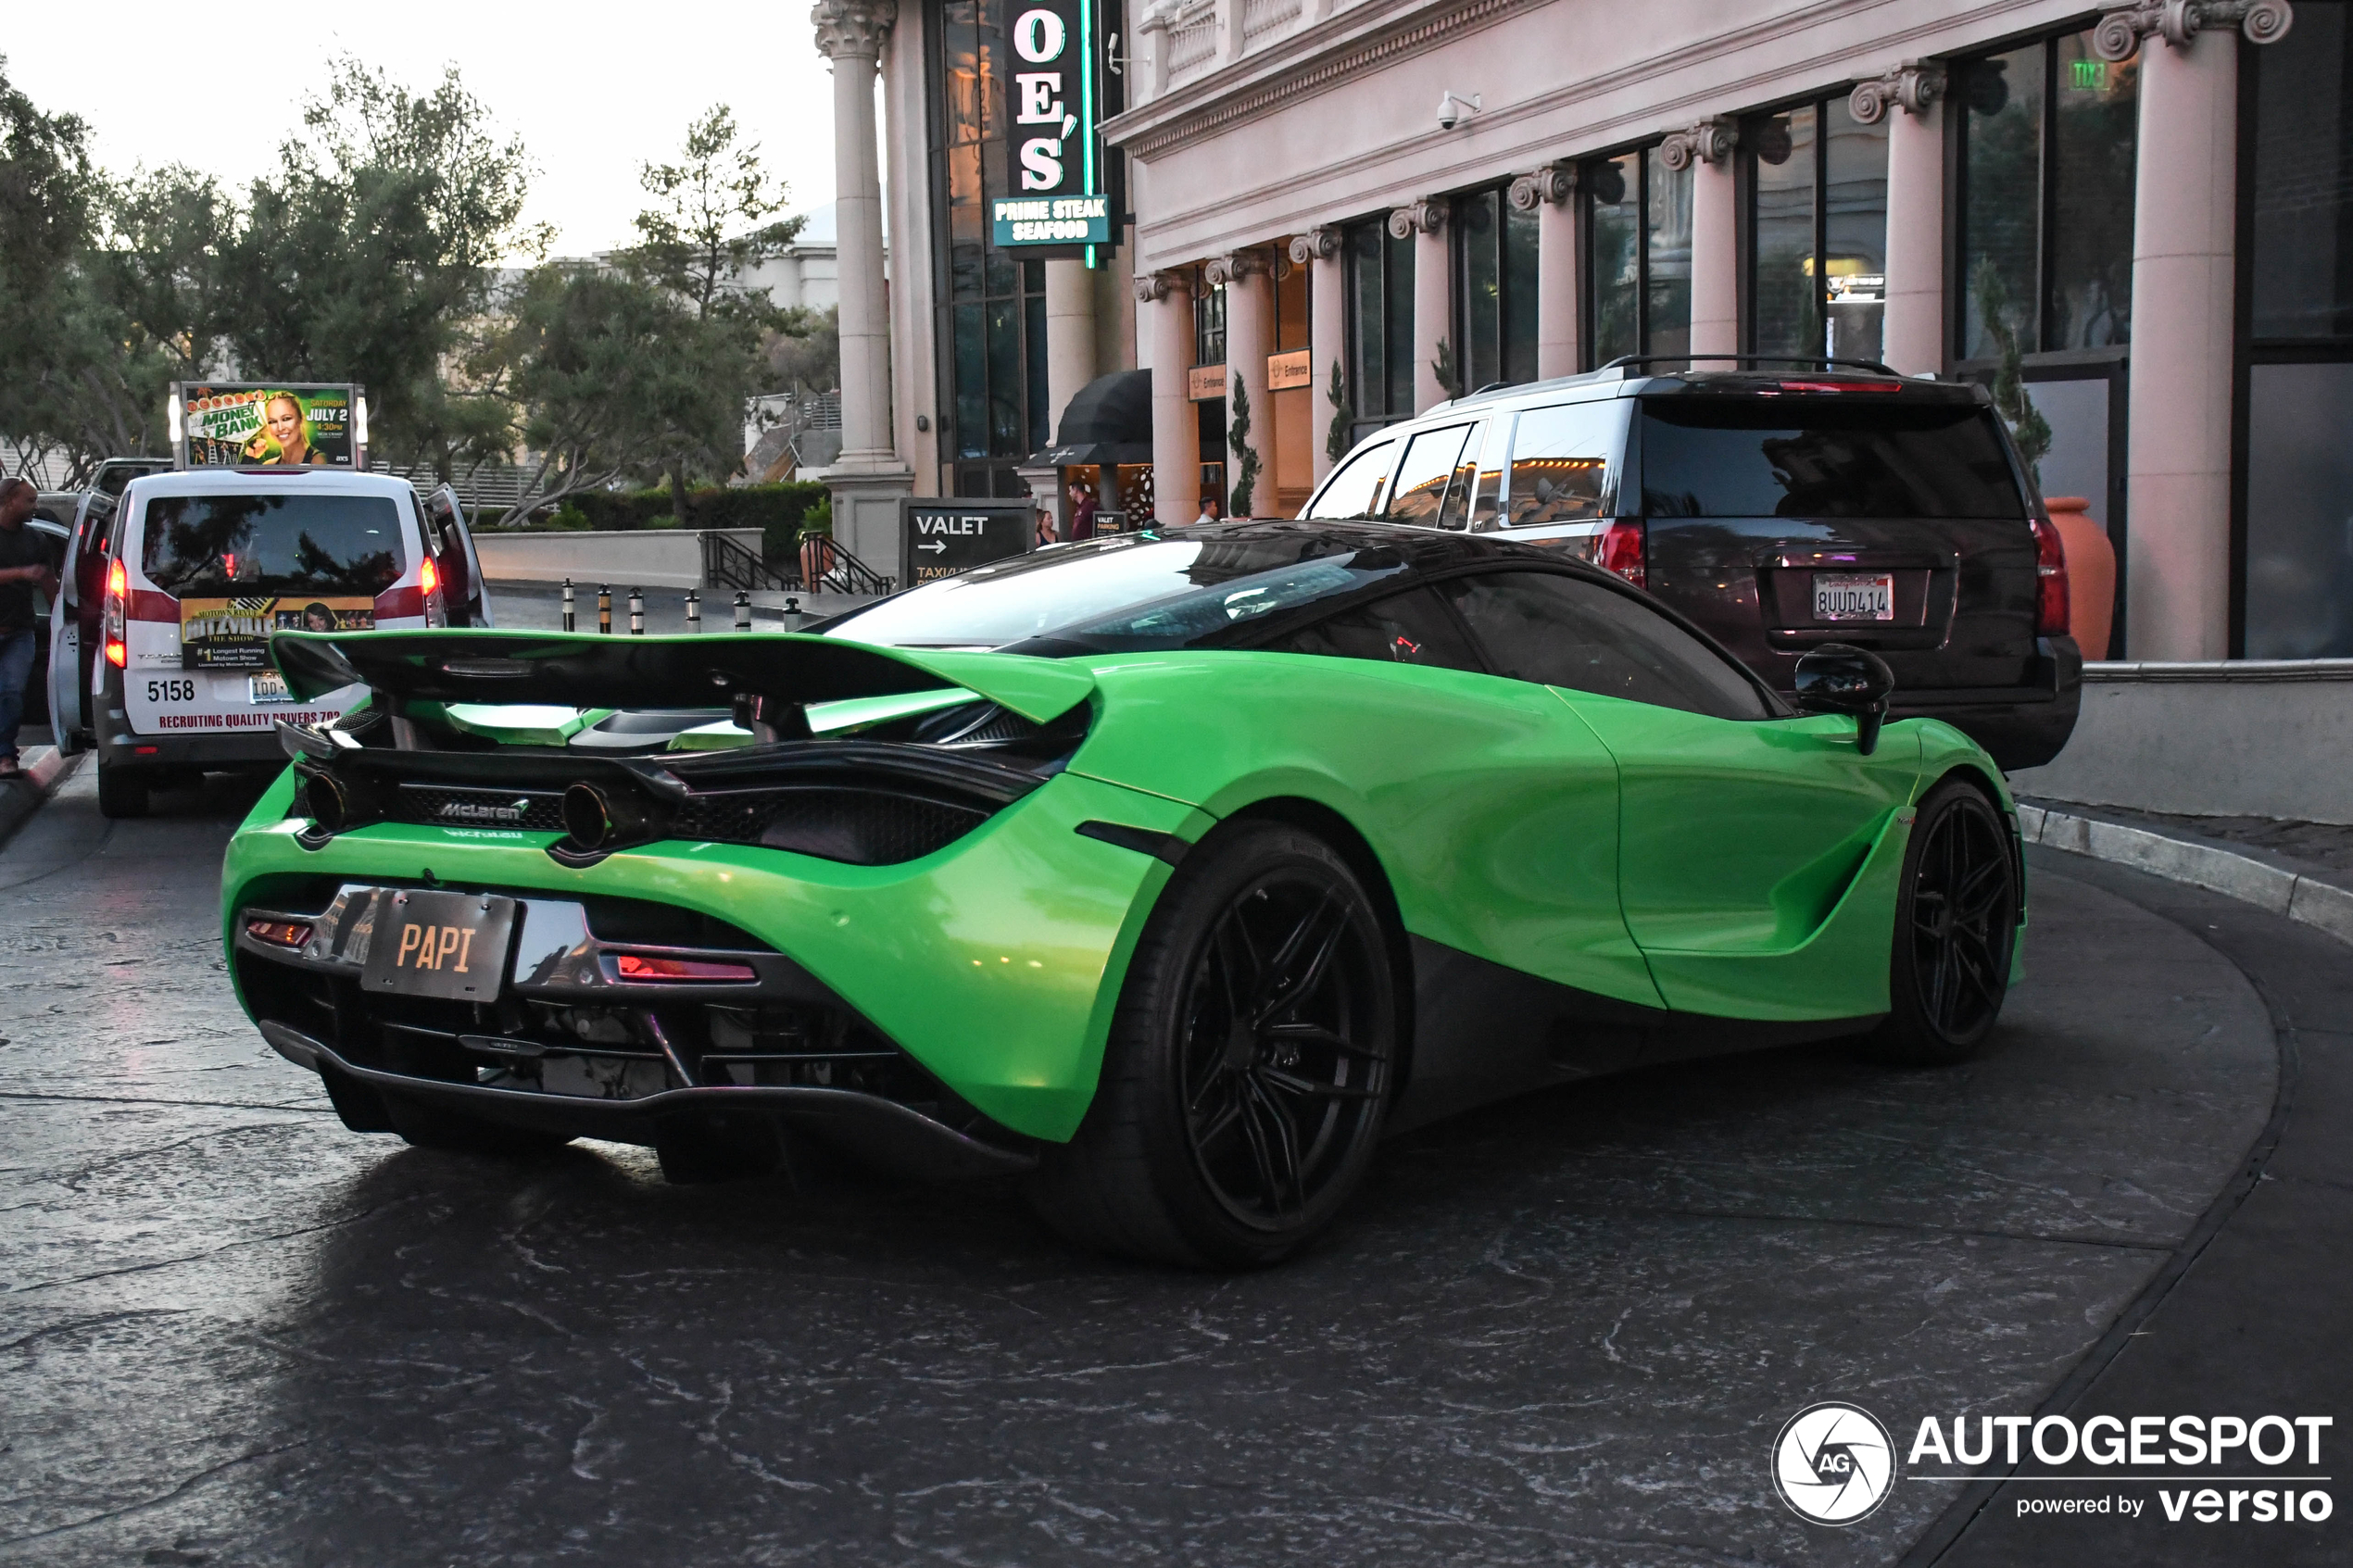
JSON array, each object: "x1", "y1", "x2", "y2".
[
  {"x1": 170, "y1": 383, "x2": 365, "y2": 469},
  {"x1": 993, "y1": 0, "x2": 1110, "y2": 247},
  {"x1": 900, "y1": 499, "x2": 1035, "y2": 586}
]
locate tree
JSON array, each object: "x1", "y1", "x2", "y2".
[
  {"x1": 1324, "y1": 359, "x2": 1353, "y2": 466},
  {"x1": 490, "y1": 264, "x2": 705, "y2": 524},
  {"x1": 624, "y1": 105, "x2": 804, "y2": 526},
  {"x1": 0, "y1": 56, "x2": 105, "y2": 475},
  {"x1": 1227, "y1": 376, "x2": 1262, "y2": 518},
  {"x1": 1971, "y1": 257, "x2": 2051, "y2": 483},
  {"x1": 214, "y1": 57, "x2": 547, "y2": 475}
]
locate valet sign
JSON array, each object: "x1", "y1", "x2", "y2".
[{"x1": 992, "y1": 0, "x2": 1110, "y2": 247}]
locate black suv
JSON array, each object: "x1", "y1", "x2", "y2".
[{"x1": 1303, "y1": 358, "x2": 2081, "y2": 770}]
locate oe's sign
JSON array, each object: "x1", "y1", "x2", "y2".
[{"x1": 992, "y1": 0, "x2": 1111, "y2": 247}]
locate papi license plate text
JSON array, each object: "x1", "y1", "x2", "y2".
[
  {"x1": 1814, "y1": 572, "x2": 1895, "y2": 622},
  {"x1": 361, "y1": 889, "x2": 515, "y2": 1001}
]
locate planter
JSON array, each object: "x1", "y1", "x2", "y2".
[{"x1": 2045, "y1": 496, "x2": 2116, "y2": 660}]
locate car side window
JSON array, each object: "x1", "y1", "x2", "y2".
[
  {"x1": 1504, "y1": 401, "x2": 1620, "y2": 526},
  {"x1": 1383, "y1": 425, "x2": 1475, "y2": 524},
  {"x1": 1437, "y1": 571, "x2": 1769, "y2": 720},
  {"x1": 1304, "y1": 441, "x2": 1397, "y2": 520},
  {"x1": 1266, "y1": 586, "x2": 1485, "y2": 673}
]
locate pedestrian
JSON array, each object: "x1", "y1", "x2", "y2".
[
  {"x1": 0, "y1": 478, "x2": 61, "y2": 781},
  {"x1": 1193, "y1": 495, "x2": 1221, "y2": 528},
  {"x1": 1069, "y1": 480, "x2": 1098, "y2": 542}
]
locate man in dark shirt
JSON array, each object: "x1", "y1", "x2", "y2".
[{"x1": 0, "y1": 478, "x2": 61, "y2": 780}]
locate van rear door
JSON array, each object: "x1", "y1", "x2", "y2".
[
  {"x1": 120, "y1": 485, "x2": 419, "y2": 737},
  {"x1": 423, "y1": 484, "x2": 493, "y2": 628},
  {"x1": 1630, "y1": 384, "x2": 2037, "y2": 697}
]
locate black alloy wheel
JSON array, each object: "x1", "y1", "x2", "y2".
[
  {"x1": 1027, "y1": 821, "x2": 1397, "y2": 1268},
  {"x1": 1866, "y1": 777, "x2": 2020, "y2": 1065}
]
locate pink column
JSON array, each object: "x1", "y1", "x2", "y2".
[
  {"x1": 1393, "y1": 199, "x2": 1451, "y2": 410},
  {"x1": 1514, "y1": 167, "x2": 1579, "y2": 379},
  {"x1": 1671, "y1": 121, "x2": 1740, "y2": 360},
  {"x1": 1138, "y1": 271, "x2": 1200, "y2": 527},
  {"x1": 2122, "y1": 31, "x2": 2239, "y2": 660},
  {"x1": 1865, "y1": 66, "x2": 1945, "y2": 376},
  {"x1": 1293, "y1": 229, "x2": 1346, "y2": 481},
  {"x1": 1212, "y1": 250, "x2": 1275, "y2": 514}
]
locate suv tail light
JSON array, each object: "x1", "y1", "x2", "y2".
[
  {"x1": 1599, "y1": 519, "x2": 1646, "y2": 591},
  {"x1": 2030, "y1": 514, "x2": 2070, "y2": 638},
  {"x1": 104, "y1": 558, "x2": 128, "y2": 667}
]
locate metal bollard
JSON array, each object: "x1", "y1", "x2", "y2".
[
  {"x1": 733, "y1": 591, "x2": 750, "y2": 632},
  {"x1": 628, "y1": 586, "x2": 644, "y2": 635},
  {"x1": 685, "y1": 589, "x2": 700, "y2": 633},
  {"x1": 783, "y1": 595, "x2": 803, "y2": 634},
  {"x1": 561, "y1": 578, "x2": 575, "y2": 633},
  {"x1": 598, "y1": 584, "x2": 612, "y2": 635}
]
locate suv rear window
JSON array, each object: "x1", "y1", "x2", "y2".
[
  {"x1": 1639, "y1": 396, "x2": 2024, "y2": 520},
  {"x1": 140, "y1": 493, "x2": 406, "y2": 596}
]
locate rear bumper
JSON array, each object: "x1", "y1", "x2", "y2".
[
  {"x1": 1880, "y1": 636, "x2": 2082, "y2": 771},
  {"x1": 258, "y1": 1021, "x2": 1037, "y2": 1179},
  {"x1": 95, "y1": 714, "x2": 288, "y2": 771}
]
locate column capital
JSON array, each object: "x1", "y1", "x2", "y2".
[
  {"x1": 1203, "y1": 248, "x2": 1276, "y2": 286},
  {"x1": 1507, "y1": 164, "x2": 1577, "y2": 212},
  {"x1": 812, "y1": 0, "x2": 899, "y2": 60},
  {"x1": 1288, "y1": 227, "x2": 1341, "y2": 266},
  {"x1": 1847, "y1": 61, "x2": 1944, "y2": 125},
  {"x1": 1132, "y1": 269, "x2": 1190, "y2": 304},
  {"x1": 1387, "y1": 197, "x2": 1448, "y2": 240},
  {"x1": 1660, "y1": 118, "x2": 1739, "y2": 171},
  {"x1": 2093, "y1": 0, "x2": 2292, "y2": 60}
]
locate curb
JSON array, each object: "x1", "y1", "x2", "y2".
[
  {"x1": 0, "y1": 746, "x2": 77, "y2": 850},
  {"x1": 2018, "y1": 797, "x2": 2353, "y2": 947}
]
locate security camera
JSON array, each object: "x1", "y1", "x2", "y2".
[{"x1": 1438, "y1": 91, "x2": 1482, "y2": 131}]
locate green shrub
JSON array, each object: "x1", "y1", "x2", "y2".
[{"x1": 549, "y1": 502, "x2": 591, "y2": 531}]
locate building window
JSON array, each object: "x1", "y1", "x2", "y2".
[
  {"x1": 1957, "y1": 29, "x2": 2140, "y2": 361},
  {"x1": 2245, "y1": 1, "x2": 2353, "y2": 658},
  {"x1": 1743, "y1": 95, "x2": 1889, "y2": 362},
  {"x1": 1583, "y1": 146, "x2": 1692, "y2": 367},
  {"x1": 1344, "y1": 216, "x2": 1415, "y2": 441},
  {"x1": 1453, "y1": 186, "x2": 1539, "y2": 392},
  {"x1": 931, "y1": 0, "x2": 1052, "y2": 497}
]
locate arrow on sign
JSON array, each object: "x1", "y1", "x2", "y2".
[{"x1": 917, "y1": 540, "x2": 948, "y2": 554}]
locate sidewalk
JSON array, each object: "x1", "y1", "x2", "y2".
[
  {"x1": 2019, "y1": 795, "x2": 2353, "y2": 948},
  {"x1": 0, "y1": 745, "x2": 77, "y2": 851}
]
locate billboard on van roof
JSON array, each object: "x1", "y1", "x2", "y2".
[{"x1": 169, "y1": 383, "x2": 366, "y2": 470}]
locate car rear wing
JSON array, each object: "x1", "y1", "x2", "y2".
[{"x1": 270, "y1": 629, "x2": 1098, "y2": 734}]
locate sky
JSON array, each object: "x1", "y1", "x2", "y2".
[{"x1": 2, "y1": 3, "x2": 844, "y2": 258}]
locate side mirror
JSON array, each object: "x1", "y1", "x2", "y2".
[{"x1": 1793, "y1": 643, "x2": 1895, "y2": 756}]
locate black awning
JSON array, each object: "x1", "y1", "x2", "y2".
[{"x1": 1034, "y1": 370, "x2": 1153, "y2": 467}]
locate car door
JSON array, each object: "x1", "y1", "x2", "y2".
[
  {"x1": 48, "y1": 495, "x2": 102, "y2": 751},
  {"x1": 423, "y1": 485, "x2": 493, "y2": 628},
  {"x1": 1435, "y1": 567, "x2": 1920, "y2": 1022}
]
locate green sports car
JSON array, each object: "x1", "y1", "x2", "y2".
[{"x1": 222, "y1": 521, "x2": 2024, "y2": 1267}]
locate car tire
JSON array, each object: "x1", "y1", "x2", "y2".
[
  {"x1": 95, "y1": 762, "x2": 148, "y2": 820},
  {"x1": 1026, "y1": 821, "x2": 1398, "y2": 1269},
  {"x1": 382, "y1": 1090, "x2": 574, "y2": 1159},
  {"x1": 1862, "y1": 777, "x2": 2020, "y2": 1067}
]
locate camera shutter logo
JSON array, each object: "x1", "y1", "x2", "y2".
[{"x1": 1772, "y1": 1402, "x2": 1897, "y2": 1524}]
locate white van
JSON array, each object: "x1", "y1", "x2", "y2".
[{"x1": 89, "y1": 469, "x2": 487, "y2": 818}]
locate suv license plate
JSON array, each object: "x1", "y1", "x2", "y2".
[
  {"x1": 1814, "y1": 572, "x2": 1895, "y2": 622},
  {"x1": 249, "y1": 671, "x2": 293, "y2": 704},
  {"x1": 361, "y1": 889, "x2": 516, "y2": 1001}
]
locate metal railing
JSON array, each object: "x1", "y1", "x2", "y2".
[
  {"x1": 797, "y1": 535, "x2": 896, "y2": 596},
  {"x1": 702, "y1": 531, "x2": 797, "y2": 592},
  {"x1": 699, "y1": 530, "x2": 897, "y2": 597}
]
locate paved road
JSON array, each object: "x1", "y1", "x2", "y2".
[{"x1": 0, "y1": 767, "x2": 2329, "y2": 1566}]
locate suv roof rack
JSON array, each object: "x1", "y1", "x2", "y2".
[{"x1": 1598, "y1": 353, "x2": 1907, "y2": 378}]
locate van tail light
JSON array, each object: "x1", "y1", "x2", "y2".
[
  {"x1": 419, "y1": 556, "x2": 447, "y2": 628},
  {"x1": 104, "y1": 558, "x2": 128, "y2": 667},
  {"x1": 2030, "y1": 513, "x2": 2070, "y2": 638},
  {"x1": 1599, "y1": 519, "x2": 1647, "y2": 591}
]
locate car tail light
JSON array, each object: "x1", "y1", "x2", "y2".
[
  {"x1": 104, "y1": 558, "x2": 127, "y2": 667},
  {"x1": 245, "y1": 919, "x2": 314, "y2": 949},
  {"x1": 613, "y1": 953, "x2": 758, "y2": 983},
  {"x1": 1599, "y1": 519, "x2": 1646, "y2": 590},
  {"x1": 2030, "y1": 513, "x2": 2070, "y2": 638},
  {"x1": 419, "y1": 556, "x2": 446, "y2": 628},
  {"x1": 1773, "y1": 380, "x2": 1901, "y2": 395}
]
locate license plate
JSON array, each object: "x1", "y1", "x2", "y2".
[
  {"x1": 1813, "y1": 572, "x2": 1896, "y2": 622},
  {"x1": 360, "y1": 889, "x2": 516, "y2": 1001},
  {"x1": 249, "y1": 670, "x2": 293, "y2": 704}
]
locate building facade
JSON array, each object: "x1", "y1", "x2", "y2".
[{"x1": 820, "y1": 0, "x2": 2347, "y2": 661}]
